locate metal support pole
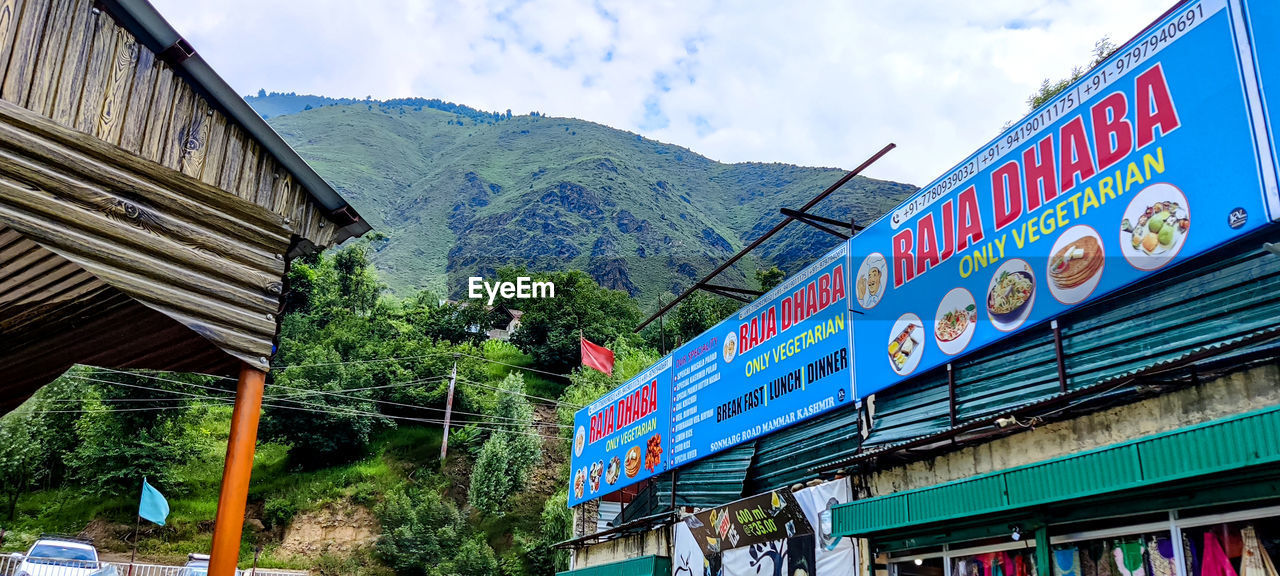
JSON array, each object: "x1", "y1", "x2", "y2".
[
  {"x1": 636, "y1": 142, "x2": 896, "y2": 331},
  {"x1": 440, "y1": 362, "x2": 458, "y2": 464},
  {"x1": 209, "y1": 364, "x2": 267, "y2": 576},
  {"x1": 658, "y1": 296, "x2": 666, "y2": 354},
  {"x1": 1170, "y1": 510, "x2": 1188, "y2": 576},
  {"x1": 1051, "y1": 320, "x2": 1068, "y2": 393},
  {"x1": 1034, "y1": 525, "x2": 1051, "y2": 576},
  {"x1": 946, "y1": 364, "x2": 957, "y2": 426},
  {"x1": 670, "y1": 469, "x2": 678, "y2": 513},
  {"x1": 128, "y1": 515, "x2": 140, "y2": 576}
]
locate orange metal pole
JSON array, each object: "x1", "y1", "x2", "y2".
[{"x1": 209, "y1": 363, "x2": 267, "y2": 576}]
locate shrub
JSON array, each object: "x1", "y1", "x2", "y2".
[{"x1": 375, "y1": 484, "x2": 498, "y2": 576}]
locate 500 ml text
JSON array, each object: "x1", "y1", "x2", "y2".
[{"x1": 468, "y1": 277, "x2": 555, "y2": 305}]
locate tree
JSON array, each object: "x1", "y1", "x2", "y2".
[
  {"x1": 376, "y1": 484, "x2": 499, "y2": 576},
  {"x1": 492, "y1": 373, "x2": 541, "y2": 487},
  {"x1": 399, "y1": 292, "x2": 491, "y2": 347},
  {"x1": 504, "y1": 269, "x2": 642, "y2": 372},
  {"x1": 0, "y1": 409, "x2": 44, "y2": 520},
  {"x1": 261, "y1": 345, "x2": 387, "y2": 469},
  {"x1": 333, "y1": 244, "x2": 382, "y2": 315},
  {"x1": 669, "y1": 292, "x2": 740, "y2": 348},
  {"x1": 468, "y1": 433, "x2": 513, "y2": 514},
  {"x1": 468, "y1": 373, "x2": 541, "y2": 515},
  {"x1": 1027, "y1": 37, "x2": 1117, "y2": 110},
  {"x1": 531, "y1": 488, "x2": 573, "y2": 574},
  {"x1": 60, "y1": 369, "x2": 204, "y2": 496},
  {"x1": 755, "y1": 266, "x2": 785, "y2": 292}
]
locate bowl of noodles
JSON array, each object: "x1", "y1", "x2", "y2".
[{"x1": 987, "y1": 260, "x2": 1035, "y2": 327}]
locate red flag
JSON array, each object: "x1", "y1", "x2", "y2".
[{"x1": 580, "y1": 336, "x2": 615, "y2": 376}]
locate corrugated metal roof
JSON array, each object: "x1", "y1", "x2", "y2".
[
  {"x1": 747, "y1": 403, "x2": 862, "y2": 493},
  {"x1": 557, "y1": 555, "x2": 671, "y2": 576},
  {"x1": 827, "y1": 228, "x2": 1280, "y2": 470},
  {"x1": 832, "y1": 402, "x2": 1280, "y2": 537},
  {"x1": 0, "y1": 230, "x2": 237, "y2": 413}
]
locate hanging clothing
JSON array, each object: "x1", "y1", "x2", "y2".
[
  {"x1": 1186, "y1": 533, "x2": 1202, "y2": 576},
  {"x1": 1241, "y1": 526, "x2": 1280, "y2": 576},
  {"x1": 1056, "y1": 549, "x2": 1083, "y2": 576},
  {"x1": 1204, "y1": 531, "x2": 1241, "y2": 576},
  {"x1": 1149, "y1": 537, "x2": 1176, "y2": 576},
  {"x1": 1082, "y1": 544, "x2": 1101, "y2": 576},
  {"x1": 1114, "y1": 540, "x2": 1148, "y2": 576}
]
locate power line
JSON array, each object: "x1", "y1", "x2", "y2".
[
  {"x1": 449, "y1": 351, "x2": 573, "y2": 381},
  {"x1": 28, "y1": 403, "x2": 228, "y2": 414},
  {"x1": 95, "y1": 366, "x2": 579, "y2": 421},
  {"x1": 266, "y1": 349, "x2": 574, "y2": 383},
  {"x1": 63, "y1": 372, "x2": 564, "y2": 440},
  {"x1": 457, "y1": 376, "x2": 581, "y2": 409},
  {"x1": 96, "y1": 368, "x2": 567, "y2": 427},
  {"x1": 271, "y1": 350, "x2": 455, "y2": 370},
  {"x1": 265, "y1": 378, "x2": 572, "y2": 428}
]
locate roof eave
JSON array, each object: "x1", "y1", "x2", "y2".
[{"x1": 98, "y1": 0, "x2": 372, "y2": 244}]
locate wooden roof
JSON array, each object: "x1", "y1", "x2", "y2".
[{"x1": 0, "y1": 0, "x2": 369, "y2": 413}]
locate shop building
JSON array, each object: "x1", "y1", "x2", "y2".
[{"x1": 558, "y1": 1, "x2": 1280, "y2": 575}]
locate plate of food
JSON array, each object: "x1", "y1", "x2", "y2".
[
  {"x1": 645, "y1": 434, "x2": 662, "y2": 472},
  {"x1": 625, "y1": 445, "x2": 642, "y2": 478},
  {"x1": 1120, "y1": 183, "x2": 1189, "y2": 271},
  {"x1": 588, "y1": 461, "x2": 604, "y2": 493},
  {"x1": 574, "y1": 426, "x2": 585, "y2": 458},
  {"x1": 887, "y1": 313, "x2": 924, "y2": 376},
  {"x1": 1048, "y1": 225, "x2": 1105, "y2": 304},
  {"x1": 573, "y1": 467, "x2": 586, "y2": 499},
  {"x1": 987, "y1": 259, "x2": 1035, "y2": 331},
  {"x1": 934, "y1": 287, "x2": 977, "y2": 355},
  {"x1": 856, "y1": 253, "x2": 888, "y2": 309},
  {"x1": 605, "y1": 456, "x2": 621, "y2": 485}
]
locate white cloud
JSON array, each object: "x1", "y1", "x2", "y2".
[{"x1": 152, "y1": 0, "x2": 1171, "y2": 186}]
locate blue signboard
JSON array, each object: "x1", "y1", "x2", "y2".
[
  {"x1": 1239, "y1": 0, "x2": 1280, "y2": 219},
  {"x1": 850, "y1": 0, "x2": 1272, "y2": 397},
  {"x1": 668, "y1": 243, "x2": 855, "y2": 468},
  {"x1": 568, "y1": 356, "x2": 672, "y2": 507}
]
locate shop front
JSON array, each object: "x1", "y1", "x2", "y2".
[{"x1": 835, "y1": 404, "x2": 1280, "y2": 576}]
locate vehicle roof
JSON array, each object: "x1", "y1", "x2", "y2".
[{"x1": 31, "y1": 539, "x2": 96, "y2": 550}]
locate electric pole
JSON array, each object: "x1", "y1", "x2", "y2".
[{"x1": 440, "y1": 361, "x2": 457, "y2": 466}]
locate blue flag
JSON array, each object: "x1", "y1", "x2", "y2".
[{"x1": 138, "y1": 478, "x2": 170, "y2": 526}]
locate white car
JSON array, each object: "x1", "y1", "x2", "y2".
[{"x1": 12, "y1": 537, "x2": 103, "y2": 576}]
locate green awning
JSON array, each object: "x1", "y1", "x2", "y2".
[
  {"x1": 833, "y1": 402, "x2": 1280, "y2": 537},
  {"x1": 556, "y1": 555, "x2": 672, "y2": 576}
]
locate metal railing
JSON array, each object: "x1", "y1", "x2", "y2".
[{"x1": 0, "y1": 555, "x2": 308, "y2": 576}]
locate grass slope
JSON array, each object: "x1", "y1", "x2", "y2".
[{"x1": 251, "y1": 94, "x2": 916, "y2": 304}]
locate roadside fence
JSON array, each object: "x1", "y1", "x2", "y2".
[{"x1": 0, "y1": 555, "x2": 309, "y2": 576}]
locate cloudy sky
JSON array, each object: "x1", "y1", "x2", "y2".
[{"x1": 152, "y1": 0, "x2": 1172, "y2": 186}]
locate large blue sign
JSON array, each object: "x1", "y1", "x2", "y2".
[
  {"x1": 1240, "y1": 0, "x2": 1280, "y2": 220},
  {"x1": 568, "y1": 356, "x2": 672, "y2": 507},
  {"x1": 565, "y1": 0, "x2": 1280, "y2": 508},
  {"x1": 668, "y1": 243, "x2": 855, "y2": 468},
  {"x1": 850, "y1": 0, "x2": 1272, "y2": 397}
]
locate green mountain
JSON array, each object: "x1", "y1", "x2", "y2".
[{"x1": 251, "y1": 93, "x2": 917, "y2": 304}]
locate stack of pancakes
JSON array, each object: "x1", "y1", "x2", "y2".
[{"x1": 1049, "y1": 236, "x2": 1103, "y2": 289}]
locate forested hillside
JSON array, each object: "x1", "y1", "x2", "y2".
[{"x1": 249, "y1": 93, "x2": 916, "y2": 303}]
